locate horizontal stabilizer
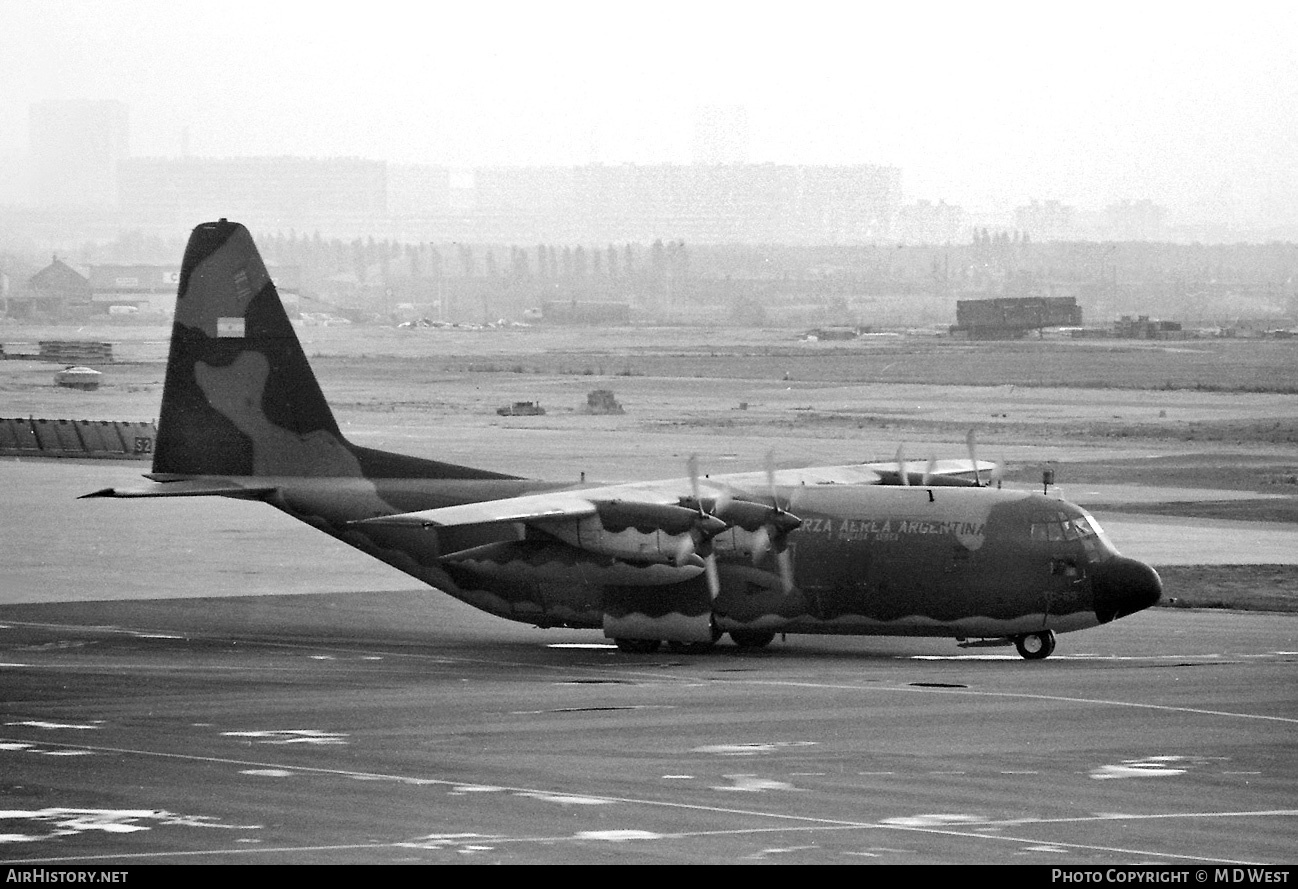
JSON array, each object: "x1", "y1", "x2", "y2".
[{"x1": 80, "y1": 477, "x2": 278, "y2": 500}]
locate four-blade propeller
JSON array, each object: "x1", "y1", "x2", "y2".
[{"x1": 681, "y1": 451, "x2": 803, "y2": 598}]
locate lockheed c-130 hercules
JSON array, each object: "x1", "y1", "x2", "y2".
[{"x1": 86, "y1": 220, "x2": 1163, "y2": 660}]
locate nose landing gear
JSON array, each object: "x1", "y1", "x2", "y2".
[
  {"x1": 1012, "y1": 630, "x2": 1053, "y2": 659},
  {"x1": 1013, "y1": 630, "x2": 1056, "y2": 660}
]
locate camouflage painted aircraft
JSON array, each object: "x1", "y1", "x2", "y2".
[{"x1": 86, "y1": 219, "x2": 1163, "y2": 659}]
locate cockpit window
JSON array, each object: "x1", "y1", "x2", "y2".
[{"x1": 1030, "y1": 515, "x2": 1102, "y2": 543}]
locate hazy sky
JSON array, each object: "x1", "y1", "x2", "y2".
[{"x1": 3, "y1": 1, "x2": 1296, "y2": 222}]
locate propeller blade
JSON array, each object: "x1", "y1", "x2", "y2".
[
  {"x1": 776, "y1": 548, "x2": 795, "y2": 594},
  {"x1": 991, "y1": 459, "x2": 1005, "y2": 489},
  {"x1": 966, "y1": 429, "x2": 982, "y2": 486},
  {"x1": 923, "y1": 455, "x2": 937, "y2": 486},
  {"x1": 704, "y1": 554, "x2": 720, "y2": 599},
  {"x1": 673, "y1": 533, "x2": 696, "y2": 566},
  {"x1": 714, "y1": 486, "x2": 733, "y2": 515},
  {"x1": 896, "y1": 443, "x2": 909, "y2": 485},
  {"x1": 687, "y1": 453, "x2": 701, "y2": 504},
  {"x1": 751, "y1": 524, "x2": 771, "y2": 563}
]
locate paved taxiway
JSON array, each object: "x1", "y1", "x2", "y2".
[{"x1": 1, "y1": 459, "x2": 1296, "y2": 864}]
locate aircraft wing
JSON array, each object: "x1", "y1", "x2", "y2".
[
  {"x1": 356, "y1": 461, "x2": 903, "y2": 533},
  {"x1": 860, "y1": 458, "x2": 998, "y2": 478},
  {"x1": 358, "y1": 489, "x2": 602, "y2": 529}
]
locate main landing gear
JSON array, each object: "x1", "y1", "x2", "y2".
[
  {"x1": 728, "y1": 629, "x2": 776, "y2": 650},
  {"x1": 613, "y1": 637, "x2": 716, "y2": 654},
  {"x1": 613, "y1": 638, "x2": 662, "y2": 654},
  {"x1": 1013, "y1": 630, "x2": 1056, "y2": 660}
]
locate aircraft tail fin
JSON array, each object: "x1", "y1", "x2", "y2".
[{"x1": 153, "y1": 219, "x2": 514, "y2": 480}]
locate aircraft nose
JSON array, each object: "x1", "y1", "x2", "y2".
[{"x1": 1092, "y1": 556, "x2": 1163, "y2": 623}]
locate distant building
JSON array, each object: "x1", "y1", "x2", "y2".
[
  {"x1": 118, "y1": 157, "x2": 388, "y2": 235},
  {"x1": 391, "y1": 162, "x2": 901, "y2": 244},
  {"x1": 897, "y1": 200, "x2": 966, "y2": 244},
  {"x1": 387, "y1": 164, "x2": 451, "y2": 218},
  {"x1": 954, "y1": 296, "x2": 1083, "y2": 339},
  {"x1": 87, "y1": 265, "x2": 181, "y2": 316},
  {"x1": 1107, "y1": 199, "x2": 1166, "y2": 241},
  {"x1": 78, "y1": 264, "x2": 299, "y2": 317},
  {"x1": 114, "y1": 153, "x2": 901, "y2": 244},
  {"x1": 17, "y1": 257, "x2": 90, "y2": 318},
  {"x1": 29, "y1": 100, "x2": 129, "y2": 209},
  {"x1": 1113, "y1": 315, "x2": 1183, "y2": 338},
  {"x1": 1015, "y1": 200, "x2": 1075, "y2": 242}
]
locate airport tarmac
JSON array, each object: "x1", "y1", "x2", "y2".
[{"x1": 1, "y1": 458, "x2": 1296, "y2": 864}]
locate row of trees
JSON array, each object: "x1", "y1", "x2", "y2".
[
  {"x1": 255, "y1": 231, "x2": 691, "y2": 286},
  {"x1": 2, "y1": 224, "x2": 1294, "y2": 325}
]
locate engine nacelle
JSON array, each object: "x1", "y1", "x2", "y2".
[
  {"x1": 440, "y1": 539, "x2": 705, "y2": 587},
  {"x1": 535, "y1": 500, "x2": 725, "y2": 565}
]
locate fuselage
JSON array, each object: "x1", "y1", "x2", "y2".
[{"x1": 261, "y1": 475, "x2": 1162, "y2": 644}]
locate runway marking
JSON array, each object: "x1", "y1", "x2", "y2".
[
  {"x1": 882, "y1": 814, "x2": 987, "y2": 827},
  {"x1": 1091, "y1": 759, "x2": 1187, "y2": 780},
  {"x1": 4, "y1": 720, "x2": 101, "y2": 730},
  {"x1": 397, "y1": 833, "x2": 504, "y2": 851},
  {"x1": 625, "y1": 676, "x2": 1298, "y2": 725},
  {"x1": 0, "y1": 742, "x2": 95, "y2": 757},
  {"x1": 575, "y1": 830, "x2": 662, "y2": 842},
  {"x1": 221, "y1": 729, "x2": 348, "y2": 745},
  {"x1": 7, "y1": 809, "x2": 1292, "y2": 864},
  {"x1": 0, "y1": 808, "x2": 261, "y2": 844},
  {"x1": 33, "y1": 750, "x2": 95, "y2": 757},
  {"x1": 693, "y1": 742, "x2": 817, "y2": 756},
  {"x1": 745, "y1": 844, "x2": 819, "y2": 859},
  {"x1": 515, "y1": 792, "x2": 611, "y2": 805},
  {"x1": 713, "y1": 775, "x2": 799, "y2": 792}
]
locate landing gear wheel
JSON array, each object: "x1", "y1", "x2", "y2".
[
  {"x1": 667, "y1": 639, "x2": 715, "y2": 654},
  {"x1": 729, "y1": 629, "x2": 776, "y2": 650},
  {"x1": 1014, "y1": 630, "x2": 1056, "y2": 660},
  {"x1": 614, "y1": 638, "x2": 661, "y2": 654}
]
